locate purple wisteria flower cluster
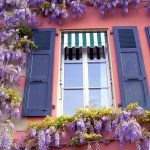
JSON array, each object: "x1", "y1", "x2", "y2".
[
  {"x1": 0, "y1": 0, "x2": 37, "y2": 28},
  {"x1": 0, "y1": 89, "x2": 22, "y2": 120},
  {"x1": 68, "y1": 116, "x2": 113, "y2": 144},
  {"x1": 91, "y1": 0, "x2": 141, "y2": 15},
  {"x1": 115, "y1": 119, "x2": 142, "y2": 145},
  {"x1": 26, "y1": 105, "x2": 150, "y2": 150},
  {"x1": 67, "y1": 105, "x2": 150, "y2": 150},
  {"x1": 70, "y1": 0, "x2": 86, "y2": 18},
  {"x1": 0, "y1": 121, "x2": 16, "y2": 150},
  {"x1": 0, "y1": 0, "x2": 37, "y2": 149},
  {"x1": 113, "y1": 106, "x2": 149, "y2": 150},
  {"x1": 27, "y1": 0, "x2": 148, "y2": 25},
  {"x1": 0, "y1": 0, "x2": 149, "y2": 26},
  {"x1": 29, "y1": 0, "x2": 86, "y2": 24},
  {"x1": 39, "y1": 0, "x2": 68, "y2": 24},
  {"x1": 26, "y1": 127, "x2": 61, "y2": 150},
  {"x1": 25, "y1": 116, "x2": 71, "y2": 150}
]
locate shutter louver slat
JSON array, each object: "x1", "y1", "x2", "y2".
[{"x1": 118, "y1": 29, "x2": 136, "y2": 48}]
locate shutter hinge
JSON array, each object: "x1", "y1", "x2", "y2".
[
  {"x1": 55, "y1": 33, "x2": 59, "y2": 36},
  {"x1": 52, "y1": 105, "x2": 55, "y2": 109},
  {"x1": 110, "y1": 31, "x2": 113, "y2": 35}
]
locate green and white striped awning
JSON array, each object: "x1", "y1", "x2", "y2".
[{"x1": 62, "y1": 32, "x2": 107, "y2": 48}]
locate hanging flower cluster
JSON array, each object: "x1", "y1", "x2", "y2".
[
  {"x1": 27, "y1": 0, "x2": 150, "y2": 24},
  {"x1": 91, "y1": 0, "x2": 141, "y2": 15},
  {"x1": 25, "y1": 103, "x2": 150, "y2": 150},
  {"x1": 0, "y1": 0, "x2": 37, "y2": 149},
  {"x1": 29, "y1": 0, "x2": 86, "y2": 24},
  {"x1": 0, "y1": 0, "x2": 37, "y2": 89},
  {"x1": 0, "y1": 120, "x2": 16, "y2": 150},
  {"x1": 0, "y1": 89, "x2": 22, "y2": 120},
  {"x1": 0, "y1": 0, "x2": 37, "y2": 28},
  {"x1": 40, "y1": 1, "x2": 69, "y2": 24},
  {"x1": 25, "y1": 116, "x2": 71, "y2": 150},
  {"x1": 70, "y1": 0, "x2": 86, "y2": 18}
]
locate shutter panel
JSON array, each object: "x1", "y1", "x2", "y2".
[
  {"x1": 113, "y1": 26, "x2": 150, "y2": 109},
  {"x1": 23, "y1": 28, "x2": 56, "y2": 116}
]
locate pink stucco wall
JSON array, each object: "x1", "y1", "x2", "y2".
[
  {"x1": 19, "y1": 7, "x2": 150, "y2": 118},
  {"x1": 39, "y1": 7, "x2": 150, "y2": 117},
  {"x1": 16, "y1": 6, "x2": 150, "y2": 149}
]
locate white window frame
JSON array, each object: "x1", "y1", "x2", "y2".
[{"x1": 58, "y1": 30, "x2": 113, "y2": 116}]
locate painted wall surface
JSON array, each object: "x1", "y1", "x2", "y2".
[
  {"x1": 38, "y1": 7, "x2": 150, "y2": 117},
  {"x1": 15, "y1": 6, "x2": 150, "y2": 149}
]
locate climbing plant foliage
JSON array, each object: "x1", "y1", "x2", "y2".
[
  {"x1": 0, "y1": 0, "x2": 150, "y2": 150},
  {"x1": 26, "y1": 103, "x2": 150, "y2": 150}
]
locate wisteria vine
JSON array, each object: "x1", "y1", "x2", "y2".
[
  {"x1": 27, "y1": 0, "x2": 150, "y2": 24},
  {"x1": 0, "y1": 0, "x2": 37, "y2": 149},
  {"x1": 0, "y1": 0, "x2": 150, "y2": 150},
  {"x1": 26, "y1": 103, "x2": 150, "y2": 150}
]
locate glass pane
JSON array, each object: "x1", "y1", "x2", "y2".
[
  {"x1": 89, "y1": 89, "x2": 109, "y2": 108},
  {"x1": 100, "y1": 89, "x2": 109, "y2": 107},
  {"x1": 100, "y1": 63, "x2": 108, "y2": 87},
  {"x1": 88, "y1": 63, "x2": 108, "y2": 87},
  {"x1": 63, "y1": 90, "x2": 83, "y2": 115},
  {"x1": 89, "y1": 89, "x2": 101, "y2": 108},
  {"x1": 64, "y1": 64, "x2": 83, "y2": 87}
]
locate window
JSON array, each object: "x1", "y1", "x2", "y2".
[{"x1": 60, "y1": 31, "x2": 112, "y2": 115}]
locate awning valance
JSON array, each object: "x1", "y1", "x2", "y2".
[{"x1": 62, "y1": 32, "x2": 107, "y2": 48}]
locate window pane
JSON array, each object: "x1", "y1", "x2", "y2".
[
  {"x1": 63, "y1": 90, "x2": 83, "y2": 115},
  {"x1": 89, "y1": 89, "x2": 109, "y2": 108},
  {"x1": 100, "y1": 63, "x2": 108, "y2": 87},
  {"x1": 89, "y1": 89, "x2": 101, "y2": 108},
  {"x1": 100, "y1": 89, "x2": 110, "y2": 107},
  {"x1": 88, "y1": 63, "x2": 108, "y2": 87},
  {"x1": 64, "y1": 64, "x2": 83, "y2": 87}
]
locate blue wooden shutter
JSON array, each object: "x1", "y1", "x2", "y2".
[
  {"x1": 113, "y1": 26, "x2": 150, "y2": 109},
  {"x1": 23, "y1": 28, "x2": 56, "y2": 116}
]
